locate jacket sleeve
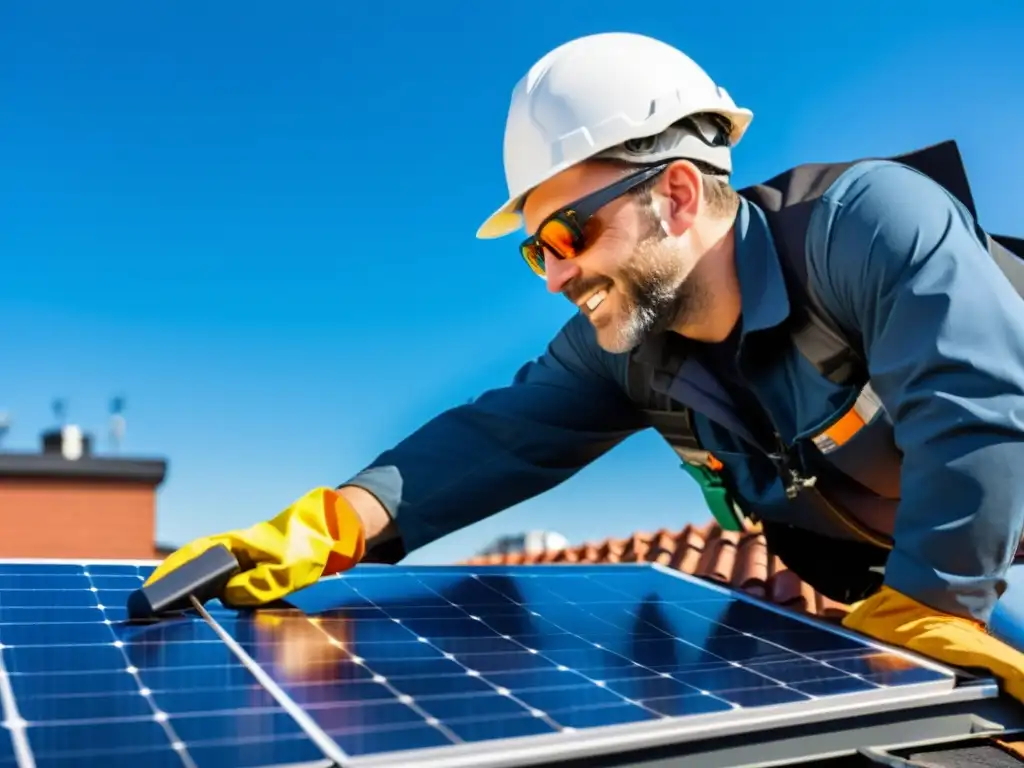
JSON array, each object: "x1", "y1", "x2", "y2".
[
  {"x1": 340, "y1": 312, "x2": 647, "y2": 559},
  {"x1": 807, "y1": 159, "x2": 1024, "y2": 623}
]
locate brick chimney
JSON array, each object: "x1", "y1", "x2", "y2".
[{"x1": 0, "y1": 425, "x2": 168, "y2": 559}]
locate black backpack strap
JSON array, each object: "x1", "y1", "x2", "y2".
[
  {"x1": 745, "y1": 140, "x2": 1024, "y2": 387},
  {"x1": 625, "y1": 354, "x2": 747, "y2": 531},
  {"x1": 777, "y1": 233, "x2": 868, "y2": 386},
  {"x1": 625, "y1": 354, "x2": 701, "y2": 452},
  {"x1": 740, "y1": 159, "x2": 869, "y2": 387}
]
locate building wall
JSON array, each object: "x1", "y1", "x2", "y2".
[{"x1": 0, "y1": 478, "x2": 159, "y2": 559}]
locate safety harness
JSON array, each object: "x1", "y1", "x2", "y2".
[{"x1": 627, "y1": 140, "x2": 1024, "y2": 535}]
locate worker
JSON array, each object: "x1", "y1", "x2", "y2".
[{"x1": 150, "y1": 33, "x2": 1024, "y2": 702}]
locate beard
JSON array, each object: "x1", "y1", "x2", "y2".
[{"x1": 592, "y1": 204, "x2": 708, "y2": 354}]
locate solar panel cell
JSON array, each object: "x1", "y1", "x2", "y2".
[
  {"x1": 0, "y1": 735, "x2": 13, "y2": 766},
  {"x1": 439, "y1": 711, "x2": 556, "y2": 744},
  {"x1": 8, "y1": 669, "x2": 139, "y2": 699},
  {"x1": 0, "y1": 689, "x2": 15, "y2": 767},
  {"x1": 326, "y1": 720, "x2": 452, "y2": 757},
  {"x1": 551, "y1": 702, "x2": 657, "y2": 730},
  {"x1": 182, "y1": 736, "x2": 326, "y2": 768},
  {"x1": 26, "y1": 720, "x2": 184, "y2": 768}
]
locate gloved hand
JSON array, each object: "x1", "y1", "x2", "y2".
[
  {"x1": 145, "y1": 487, "x2": 365, "y2": 607},
  {"x1": 842, "y1": 586, "x2": 1024, "y2": 703}
]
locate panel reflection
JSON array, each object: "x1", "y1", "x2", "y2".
[{"x1": 207, "y1": 565, "x2": 951, "y2": 760}]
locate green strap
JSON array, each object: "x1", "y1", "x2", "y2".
[{"x1": 680, "y1": 461, "x2": 745, "y2": 532}]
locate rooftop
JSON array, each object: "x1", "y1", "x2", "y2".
[
  {"x1": 0, "y1": 425, "x2": 167, "y2": 486},
  {"x1": 0, "y1": 451, "x2": 167, "y2": 485}
]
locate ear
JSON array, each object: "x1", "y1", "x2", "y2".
[{"x1": 653, "y1": 160, "x2": 703, "y2": 238}]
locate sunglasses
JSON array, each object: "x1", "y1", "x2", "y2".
[{"x1": 519, "y1": 162, "x2": 670, "y2": 278}]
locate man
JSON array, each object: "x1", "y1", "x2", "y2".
[{"x1": 152, "y1": 33, "x2": 1024, "y2": 700}]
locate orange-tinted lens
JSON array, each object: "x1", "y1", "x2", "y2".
[
  {"x1": 539, "y1": 219, "x2": 578, "y2": 261},
  {"x1": 520, "y1": 217, "x2": 581, "y2": 278},
  {"x1": 520, "y1": 242, "x2": 546, "y2": 276}
]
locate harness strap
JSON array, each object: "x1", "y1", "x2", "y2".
[{"x1": 627, "y1": 357, "x2": 745, "y2": 531}]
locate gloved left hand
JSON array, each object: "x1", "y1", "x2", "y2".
[
  {"x1": 145, "y1": 486, "x2": 366, "y2": 607},
  {"x1": 842, "y1": 586, "x2": 1024, "y2": 704}
]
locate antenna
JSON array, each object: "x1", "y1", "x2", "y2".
[
  {"x1": 52, "y1": 398, "x2": 68, "y2": 427},
  {"x1": 109, "y1": 395, "x2": 126, "y2": 453}
]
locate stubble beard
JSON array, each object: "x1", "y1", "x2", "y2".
[{"x1": 596, "y1": 205, "x2": 708, "y2": 354}]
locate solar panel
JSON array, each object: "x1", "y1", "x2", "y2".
[
  {"x1": 215, "y1": 563, "x2": 966, "y2": 764},
  {"x1": 0, "y1": 561, "x2": 331, "y2": 768},
  {"x1": 0, "y1": 559, "x2": 991, "y2": 768}
]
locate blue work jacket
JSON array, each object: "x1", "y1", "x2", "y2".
[{"x1": 345, "y1": 160, "x2": 1024, "y2": 626}]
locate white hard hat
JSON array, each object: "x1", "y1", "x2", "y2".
[{"x1": 476, "y1": 32, "x2": 753, "y2": 240}]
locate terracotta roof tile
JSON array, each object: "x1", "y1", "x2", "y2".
[{"x1": 461, "y1": 519, "x2": 851, "y2": 622}]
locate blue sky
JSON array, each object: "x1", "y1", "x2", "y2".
[{"x1": 1, "y1": 2, "x2": 1021, "y2": 564}]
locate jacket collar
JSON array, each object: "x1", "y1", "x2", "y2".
[{"x1": 734, "y1": 197, "x2": 792, "y2": 335}]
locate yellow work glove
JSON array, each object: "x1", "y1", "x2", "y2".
[
  {"x1": 842, "y1": 586, "x2": 1024, "y2": 703},
  {"x1": 145, "y1": 487, "x2": 365, "y2": 607}
]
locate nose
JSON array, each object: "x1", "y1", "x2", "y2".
[{"x1": 544, "y1": 253, "x2": 580, "y2": 294}]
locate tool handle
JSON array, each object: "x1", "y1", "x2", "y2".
[{"x1": 127, "y1": 544, "x2": 240, "y2": 620}]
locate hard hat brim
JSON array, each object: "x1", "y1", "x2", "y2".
[{"x1": 476, "y1": 198, "x2": 528, "y2": 240}]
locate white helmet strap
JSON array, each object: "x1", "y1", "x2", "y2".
[{"x1": 595, "y1": 113, "x2": 734, "y2": 175}]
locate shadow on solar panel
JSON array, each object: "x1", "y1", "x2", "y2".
[{"x1": 0, "y1": 560, "x2": 994, "y2": 768}]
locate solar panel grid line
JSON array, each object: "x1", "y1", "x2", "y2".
[
  {"x1": 129, "y1": 569, "x2": 337, "y2": 768},
  {"x1": 300, "y1": 564, "x2": 977, "y2": 768},
  {"x1": 0, "y1": 624, "x2": 34, "y2": 768},
  {"x1": 227, "y1": 575, "x2": 636, "y2": 753},
  {"x1": 455, "y1": 571, "x2": 737, "y2": 715},
  {"x1": 648, "y1": 563, "x2": 964, "y2": 680},
  {"x1": 189, "y1": 597, "x2": 352, "y2": 766},
  {"x1": 81, "y1": 567, "x2": 197, "y2": 768},
  {"x1": 362, "y1": 576, "x2": 677, "y2": 724},
  {"x1": 0, "y1": 563, "x2": 196, "y2": 767},
  {"x1": 467, "y1": 569, "x2": 852, "y2": 707},
  {"x1": 302, "y1": 572, "x2": 645, "y2": 756},
  {"x1": 0, "y1": 561, "x2": 339, "y2": 768},
  {"x1": 279, "y1": 608, "x2": 470, "y2": 746},
  {"x1": 600, "y1": 564, "x2": 961, "y2": 695},
  {"x1": 511, "y1": 570, "x2": 936, "y2": 701},
  {"x1": 343, "y1": 570, "x2": 664, "y2": 730},
  {"x1": 249, "y1": 569, "x2": 671, "y2": 755},
  {"x1": 593, "y1": 577, "x2": 880, "y2": 700},
  {"x1": 472, "y1": 570, "x2": 802, "y2": 707},
  {"x1": 329, "y1": 565, "x2": 996, "y2": 768}
]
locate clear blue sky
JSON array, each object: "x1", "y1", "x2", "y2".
[{"x1": 1, "y1": 2, "x2": 1021, "y2": 564}]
